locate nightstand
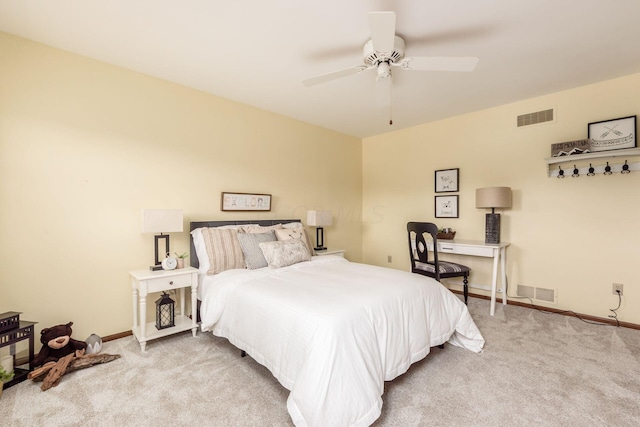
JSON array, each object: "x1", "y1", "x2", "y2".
[
  {"x1": 313, "y1": 248, "x2": 345, "y2": 257},
  {"x1": 129, "y1": 267, "x2": 198, "y2": 351}
]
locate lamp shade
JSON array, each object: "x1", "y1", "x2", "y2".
[
  {"x1": 307, "y1": 210, "x2": 332, "y2": 227},
  {"x1": 141, "y1": 209, "x2": 184, "y2": 233},
  {"x1": 475, "y1": 187, "x2": 512, "y2": 209}
]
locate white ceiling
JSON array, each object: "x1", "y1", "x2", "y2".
[{"x1": 2, "y1": 0, "x2": 640, "y2": 138}]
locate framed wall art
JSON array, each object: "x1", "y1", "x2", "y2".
[
  {"x1": 221, "y1": 192, "x2": 272, "y2": 211},
  {"x1": 434, "y1": 168, "x2": 459, "y2": 193},
  {"x1": 588, "y1": 115, "x2": 636, "y2": 152},
  {"x1": 435, "y1": 195, "x2": 459, "y2": 218}
]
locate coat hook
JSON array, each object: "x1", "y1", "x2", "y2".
[
  {"x1": 587, "y1": 163, "x2": 595, "y2": 176},
  {"x1": 572, "y1": 165, "x2": 579, "y2": 177},
  {"x1": 557, "y1": 165, "x2": 565, "y2": 178},
  {"x1": 621, "y1": 160, "x2": 630, "y2": 174},
  {"x1": 604, "y1": 162, "x2": 613, "y2": 175}
]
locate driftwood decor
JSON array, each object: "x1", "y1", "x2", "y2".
[{"x1": 27, "y1": 349, "x2": 121, "y2": 391}]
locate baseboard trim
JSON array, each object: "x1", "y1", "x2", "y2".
[
  {"x1": 103, "y1": 330, "x2": 132, "y2": 342},
  {"x1": 452, "y1": 289, "x2": 640, "y2": 330}
]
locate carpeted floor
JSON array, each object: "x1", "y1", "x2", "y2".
[{"x1": 1, "y1": 296, "x2": 639, "y2": 426}]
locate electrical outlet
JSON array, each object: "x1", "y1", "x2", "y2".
[
  {"x1": 387, "y1": 255, "x2": 392, "y2": 263},
  {"x1": 612, "y1": 283, "x2": 623, "y2": 296}
]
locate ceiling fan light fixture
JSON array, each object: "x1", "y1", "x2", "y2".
[{"x1": 376, "y1": 62, "x2": 391, "y2": 81}]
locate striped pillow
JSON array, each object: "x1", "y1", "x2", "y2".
[{"x1": 201, "y1": 227, "x2": 245, "y2": 275}]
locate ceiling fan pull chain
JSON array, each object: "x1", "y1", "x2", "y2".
[{"x1": 389, "y1": 85, "x2": 393, "y2": 125}]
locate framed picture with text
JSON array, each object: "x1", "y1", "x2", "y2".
[
  {"x1": 434, "y1": 168, "x2": 459, "y2": 193},
  {"x1": 588, "y1": 115, "x2": 636, "y2": 152},
  {"x1": 221, "y1": 192, "x2": 272, "y2": 211},
  {"x1": 435, "y1": 195, "x2": 459, "y2": 218}
]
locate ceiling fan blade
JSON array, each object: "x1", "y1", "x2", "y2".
[
  {"x1": 368, "y1": 11, "x2": 396, "y2": 52},
  {"x1": 303, "y1": 65, "x2": 370, "y2": 87},
  {"x1": 400, "y1": 56, "x2": 480, "y2": 72}
]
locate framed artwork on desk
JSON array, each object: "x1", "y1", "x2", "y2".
[
  {"x1": 435, "y1": 195, "x2": 459, "y2": 218},
  {"x1": 434, "y1": 168, "x2": 459, "y2": 193}
]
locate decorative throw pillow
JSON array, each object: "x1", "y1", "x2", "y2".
[
  {"x1": 259, "y1": 239, "x2": 311, "y2": 269},
  {"x1": 192, "y1": 224, "x2": 260, "y2": 273},
  {"x1": 275, "y1": 228, "x2": 312, "y2": 255},
  {"x1": 240, "y1": 224, "x2": 284, "y2": 234},
  {"x1": 237, "y1": 230, "x2": 277, "y2": 269},
  {"x1": 282, "y1": 222, "x2": 303, "y2": 229},
  {"x1": 201, "y1": 227, "x2": 245, "y2": 275}
]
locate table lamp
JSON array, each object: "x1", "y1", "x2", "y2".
[
  {"x1": 307, "y1": 210, "x2": 332, "y2": 251},
  {"x1": 475, "y1": 187, "x2": 512, "y2": 244},
  {"x1": 142, "y1": 209, "x2": 184, "y2": 270}
]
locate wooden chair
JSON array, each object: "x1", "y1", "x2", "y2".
[{"x1": 407, "y1": 222, "x2": 470, "y2": 304}]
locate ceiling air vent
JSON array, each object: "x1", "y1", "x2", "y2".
[{"x1": 517, "y1": 108, "x2": 554, "y2": 127}]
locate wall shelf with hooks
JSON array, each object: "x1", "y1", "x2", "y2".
[{"x1": 545, "y1": 147, "x2": 640, "y2": 177}]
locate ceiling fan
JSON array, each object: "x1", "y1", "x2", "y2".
[{"x1": 303, "y1": 11, "x2": 479, "y2": 122}]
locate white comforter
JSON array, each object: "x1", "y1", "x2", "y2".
[{"x1": 200, "y1": 256, "x2": 484, "y2": 427}]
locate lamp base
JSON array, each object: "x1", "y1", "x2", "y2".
[
  {"x1": 149, "y1": 264, "x2": 163, "y2": 271},
  {"x1": 315, "y1": 227, "x2": 326, "y2": 252},
  {"x1": 485, "y1": 213, "x2": 501, "y2": 244}
]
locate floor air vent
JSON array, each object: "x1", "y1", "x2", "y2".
[
  {"x1": 517, "y1": 284, "x2": 557, "y2": 304},
  {"x1": 517, "y1": 108, "x2": 554, "y2": 127},
  {"x1": 517, "y1": 285, "x2": 535, "y2": 299}
]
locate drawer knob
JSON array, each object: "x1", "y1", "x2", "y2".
[{"x1": 169, "y1": 281, "x2": 174, "y2": 285}]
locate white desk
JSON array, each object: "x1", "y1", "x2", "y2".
[{"x1": 427, "y1": 239, "x2": 509, "y2": 316}]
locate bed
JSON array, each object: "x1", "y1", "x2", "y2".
[{"x1": 190, "y1": 219, "x2": 485, "y2": 427}]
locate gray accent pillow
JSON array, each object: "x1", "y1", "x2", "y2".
[
  {"x1": 237, "y1": 230, "x2": 277, "y2": 269},
  {"x1": 259, "y1": 239, "x2": 311, "y2": 269}
]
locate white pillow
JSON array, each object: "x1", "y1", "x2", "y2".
[
  {"x1": 282, "y1": 222, "x2": 304, "y2": 229},
  {"x1": 240, "y1": 224, "x2": 283, "y2": 234},
  {"x1": 259, "y1": 239, "x2": 311, "y2": 268},
  {"x1": 191, "y1": 228, "x2": 210, "y2": 274}
]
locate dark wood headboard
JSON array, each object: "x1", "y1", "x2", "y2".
[{"x1": 189, "y1": 219, "x2": 300, "y2": 268}]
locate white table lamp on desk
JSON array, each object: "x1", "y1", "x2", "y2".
[
  {"x1": 307, "y1": 210, "x2": 332, "y2": 251},
  {"x1": 476, "y1": 187, "x2": 512, "y2": 244}
]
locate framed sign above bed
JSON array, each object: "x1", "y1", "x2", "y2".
[{"x1": 221, "y1": 192, "x2": 271, "y2": 211}]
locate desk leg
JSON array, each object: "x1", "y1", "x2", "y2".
[
  {"x1": 490, "y1": 250, "x2": 499, "y2": 316},
  {"x1": 500, "y1": 247, "x2": 508, "y2": 306}
]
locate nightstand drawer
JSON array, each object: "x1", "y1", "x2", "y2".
[{"x1": 146, "y1": 275, "x2": 193, "y2": 293}]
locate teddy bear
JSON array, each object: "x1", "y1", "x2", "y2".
[{"x1": 32, "y1": 322, "x2": 87, "y2": 367}]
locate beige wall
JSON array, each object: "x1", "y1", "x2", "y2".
[
  {"x1": 363, "y1": 73, "x2": 640, "y2": 324},
  {"x1": 0, "y1": 32, "x2": 362, "y2": 341},
  {"x1": 2, "y1": 28, "x2": 639, "y2": 349}
]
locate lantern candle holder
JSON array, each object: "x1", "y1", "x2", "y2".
[{"x1": 155, "y1": 292, "x2": 175, "y2": 330}]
